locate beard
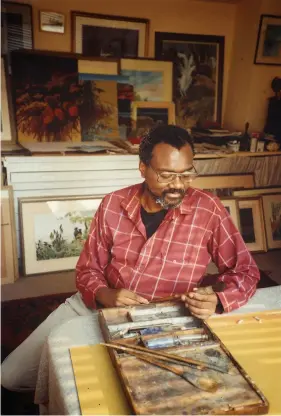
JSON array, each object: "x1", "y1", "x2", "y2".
[{"x1": 145, "y1": 184, "x2": 186, "y2": 209}]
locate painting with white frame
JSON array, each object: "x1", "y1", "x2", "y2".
[{"x1": 20, "y1": 195, "x2": 103, "y2": 275}]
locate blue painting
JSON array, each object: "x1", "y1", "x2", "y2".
[{"x1": 121, "y1": 70, "x2": 164, "y2": 101}]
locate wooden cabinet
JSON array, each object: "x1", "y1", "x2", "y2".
[{"x1": 1, "y1": 186, "x2": 18, "y2": 284}]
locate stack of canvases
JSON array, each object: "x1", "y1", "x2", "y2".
[
  {"x1": 10, "y1": 50, "x2": 174, "y2": 144},
  {"x1": 192, "y1": 173, "x2": 281, "y2": 254}
]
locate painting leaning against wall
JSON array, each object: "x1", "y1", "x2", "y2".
[
  {"x1": 20, "y1": 196, "x2": 103, "y2": 275},
  {"x1": 155, "y1": 32, "x2": 224, "y2": 129}
]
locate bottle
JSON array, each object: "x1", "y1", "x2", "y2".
[{"x1": 240, "y1": 122, "x2": 251, "y2": 151}]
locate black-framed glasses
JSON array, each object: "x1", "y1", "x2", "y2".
[{"x1": 149, "y1": 165, "x2": 198, "y2": 183}]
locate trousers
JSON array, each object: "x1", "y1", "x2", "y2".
[{"x1": 1, "y1": 292, "x2": 94, "y2": 392}]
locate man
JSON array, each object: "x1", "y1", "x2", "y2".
[{"x1": 1, "y1": 125, "x2": 259, "y2": 392}]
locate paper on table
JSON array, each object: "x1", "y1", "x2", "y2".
[{"x1": 70, "y1": 344, "x2": 130, "y2": 415}]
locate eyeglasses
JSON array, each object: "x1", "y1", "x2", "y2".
[{"x1": 149, "y1": 165, "x2": 198, "y2": 184}]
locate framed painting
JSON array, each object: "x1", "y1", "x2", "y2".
[
  {"x1": 121, "y1": 58, "x2": 173, "y2": 102},
  {"x1": 194, "y1": 173, "x2": 255, "y2": 192},
  {"x1": 254, "y1": 15, "x2": 281, "y2": 65},
  {"x1": 11, "y1": 51, "x2": 81, "y2": 143},
  {"x1": 72, "y1": 11, "x2": 149, "y2": 58},
  {"x1": 2, "y1": 2, "x2": 33, "y2": 55},
  {"x1": 19, "y1": 195, "x2": 104, "y2": 275},
  {"x1": 1, "y1": 57, "x2": 14, "y2": 142},
  {"x1": 262, "y1": 194, "x2": 281, "y2": 249},
  {"x1": 220, "y1": 198, "x2": 240, "y2": 230},
  {"x1": 233, "y1": 187, "x2": 281, "y2": 197},
  {"x1": 155, "y1": 32, "x2": 224, "y2": 129},
  {"x1": 131, "y1": 102, "x2": 175, "y2": 137},
  {"x1": 78, "y1": 58, "x2": 120, "y2": 75},
  {"x1": 39, "y1": 11, "x2": 65, "y2": 34},
  {"x1": 238, "y1": 198, "x2": 267, "y2": 252}
]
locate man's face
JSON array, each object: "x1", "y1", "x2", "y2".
[{"x1": 139, "y1": 143, "x2": 195, "y2": 209}]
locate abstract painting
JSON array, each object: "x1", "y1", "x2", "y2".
[
  {"x1": 20, "y1": 196, "x2": 103, "y2": 275},
  {"x1": 131, "y1": 102, "x2": 175, "y2": 137},
  {"x1": 11, "y1": 52, "x2": 81, "y2": 143},
  {"x1": 254, "y1": 15, "x2": 281, "y2": 65},
  {"x1": 262, "y1": 194, "x2": 281, "y2": 249},
  {"x1": 155, "y1": 32, "x2": 224, "y2": 128},
  {"x1": 72, "y1": 12, "x2": 148, "y2": 58},
  {"x1": 79, "y1": 79, "x2": 119, "y2": 140}
]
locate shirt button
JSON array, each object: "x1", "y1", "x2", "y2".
[{"x1": 173, "y1": 260, "x2": 177, "y2": 263}]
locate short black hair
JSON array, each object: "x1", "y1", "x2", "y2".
[{"x1": 139, "y1": 124, "x2": 194, "y2": 165}]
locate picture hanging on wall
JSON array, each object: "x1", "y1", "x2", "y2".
[
  {"x1": 1, "y1": 2, "x2": 33, "y2": 55},
  {"x1": 262, "y1": 193, "x2": 281, "y2": 249},
  {"x1": 72, "y1": 11, "x2": 149, "y2": 58},
  {"x1": 19, "y1": 195, "x2": 104, "y2": 275},
  {"x1": 131, "y1": 102, "x2": 175, "y2": 137},
  {"x1": 39, "y1": 11, "x2": 65, "y2": 34},
  {"x1": 254, "y1": 15, "x2": 281, "y2": 65},
  {"x1": 155, "y1": 32, "x2": 224, "y2": 129},
  {"x1": 238, "y1": 197, "x2": 267, "y2": 252}
]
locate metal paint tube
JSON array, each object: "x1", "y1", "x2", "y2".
[{"x1": 144, "y1": 334, "x2": 209, "y2": 349}]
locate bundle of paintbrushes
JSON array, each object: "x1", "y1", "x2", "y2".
[{"x1": 101, "y1": 341, "x2": 221, "y2": 393}]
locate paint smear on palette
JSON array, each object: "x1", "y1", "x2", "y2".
[{"x1": 121, "y1": 70, "x2": 164, "y2": 102}]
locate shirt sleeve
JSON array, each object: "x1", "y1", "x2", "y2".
[
  {"x1": 207, "y1": 199, "x2": 260, "y2": 313},
  {"x1": 76, "y1": 199, "x2": 112, "y2": 309}
]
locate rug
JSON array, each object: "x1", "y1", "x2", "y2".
[{"x1": 1, "y1": 292, "x2": 75, "y2": 359}]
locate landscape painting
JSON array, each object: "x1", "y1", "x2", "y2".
[
  {"x1": 155, "y1": 32, "x2": 224, "y2": 128},
  {"x1": 132, "y1": 102, "x2": 175, "y2": 137},
  {"x1": 20, "y1": 197, "x2": 103, "y2": 275},
  {"x1": 121, "y1": 69, "x2": 164, "y2": 101}
]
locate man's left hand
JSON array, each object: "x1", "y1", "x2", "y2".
[{"x1": 181, "y1": 288, "x2": 218, "y2": 320}]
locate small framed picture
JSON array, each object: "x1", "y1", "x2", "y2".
[
  {"x1": 39, "y1": 11, "x2": 65, "y2": 34},
  {"x1": 254, "y1": 14, "x2": 281, "y2": 65},
  {"x1": 262, "y1": 193, "x2": 281, "y2": 249},
  {"x1": 131, "y1": 102, "x2": 175, "y2": 137},
  {"x1": 220, "y1": 198, "x2": 240, "y2": 230}
]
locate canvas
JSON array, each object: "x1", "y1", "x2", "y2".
[
  {"x1": 121, "y1": 59, "x2": 173, "y2": 102},
  {"x1": 262, "y1": 194, "x2": 281, "y2": 249},
  {"x1": 72, "y1": 12, "x2": 148, "y2": 58},
  {"x1": 11, "y1": 52, "x2": 82, "y2": 143},
  {"x1": 79, "y1": 79, "x2": 119, "y2": 140},
  {"x1": 19, "y1": 196, "x2": 103, "y2": 275},
  {"x1": 155, "y1": 32, "x2": 224, "y2": 128}
]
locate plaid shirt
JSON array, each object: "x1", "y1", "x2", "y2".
[{"x1": 76, "y1": 184, "x2": 259, "y2": 312}]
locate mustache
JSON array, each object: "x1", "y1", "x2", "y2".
[{"x1": 162, "y1": 188, "x2": 185, "y2": 196}]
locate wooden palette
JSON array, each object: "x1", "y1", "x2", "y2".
[{"x1": 98, "y1": 302, "x2": 269, "y2": 415}]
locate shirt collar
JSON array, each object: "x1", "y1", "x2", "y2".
[{"x1": 121, "y1": 183, "x2": 194, "y2": 220}]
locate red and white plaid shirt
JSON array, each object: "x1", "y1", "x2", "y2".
[{"x1": 76, "y1": 184, "x2": 259, "y2": 312}]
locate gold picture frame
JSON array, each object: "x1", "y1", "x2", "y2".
[
  {"x1": 233, "y1": 187, "x2": 281, "y2": 197},
  {"x1": 131, "y1": 102, "x2": 175, "y2": 136},
  {"x1": 262, "y1": 193, "x2": 281, "y2": 249},
  {"x1": 238, "y1": 197, "x2": 267, "y2": 253},
  {"x1": 39, "y1": 11, "x2": 65, "y2": 34},
  {"x1": 193, "y1": 173, "x2": 255, "y2": 193},
  {"x1": 121, "y1": 58, "x2": 173, "y2": 102},
  {"x1": 220, "y1": 198, "x2": 240, "y2": 230}
]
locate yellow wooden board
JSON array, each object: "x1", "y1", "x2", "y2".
[
  {"x1": 208, "y1": 310, "x2": 281, "y2": 415},
  {"x1": 70, "y1": 344, "x2": 131, "y2": 415},
  {"x1": 70, "y1": 310, "x2": 281, "y2": 415}
]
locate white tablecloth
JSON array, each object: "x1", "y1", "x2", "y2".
[{"x1": 35, "y1": 286, "x2": 281, "y2": 415}]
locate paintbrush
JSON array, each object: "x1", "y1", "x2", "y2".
[
  {"x1": 153, "y1": 282, "x2": 226, "y2": 303},
  {"x1": 115, "y1": 340, "x2": 229, "y2": 373},
  {"x1": 102, "y1": 342, "x2": 218, "y2": 392}
]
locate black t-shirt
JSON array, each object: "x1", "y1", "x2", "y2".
[{"x1": 140, "y1": 206, "x2": 167, "y2": 239}]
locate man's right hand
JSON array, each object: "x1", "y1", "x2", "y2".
[{"x1": 96, "y1": 287, "x2": 149, "y2": 307}]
